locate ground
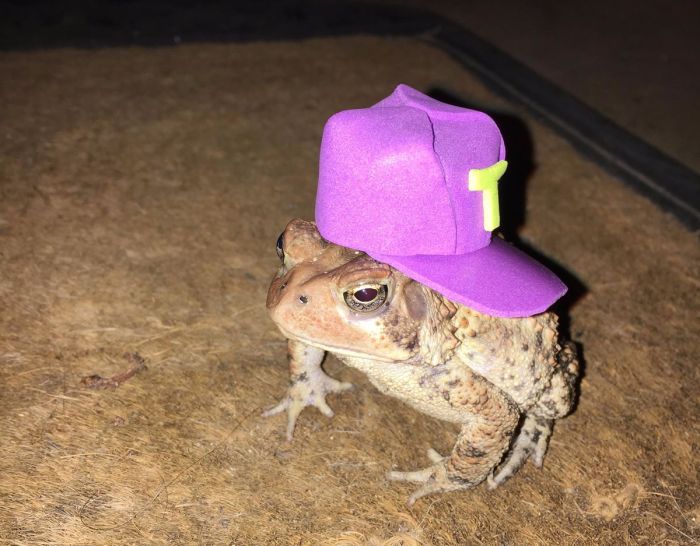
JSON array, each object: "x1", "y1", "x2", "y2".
[{"x1": 0, "y1": 37, "x2": 698, "y2": 545}]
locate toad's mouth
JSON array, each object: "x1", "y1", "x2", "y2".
[{"x1": 273, "y1": 323, "x2": 410, "y2": 363}]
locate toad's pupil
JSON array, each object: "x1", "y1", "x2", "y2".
[
  {"x1": 354, "y1": 287, "x2": 378, "y2": 302},
  {"x1": 275, "y1": 233, "x2": 284, "y2": 259}
]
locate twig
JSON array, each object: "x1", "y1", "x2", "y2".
[{"x1": 80, "y1": 352, "x2": 146, "y2": 389}]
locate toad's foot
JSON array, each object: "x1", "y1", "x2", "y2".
[
  {"x1": 388, "y1": 449, "x2": 479, "y2": 506},
  {"x1": 487, "y1": 415, "x2": 553, "y2": 489},
  {"x1": 263, "y1": 372, "x2": 353, "y2": 441}
]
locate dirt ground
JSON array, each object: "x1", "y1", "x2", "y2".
[{"x1": 1, "y1": 37, "x2": 698, "y2": 545}]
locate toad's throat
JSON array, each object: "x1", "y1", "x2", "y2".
[{"x1": 273, "y1": 324, "x2": 414, "y2": 364}]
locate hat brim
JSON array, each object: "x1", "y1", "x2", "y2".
[{"x1": 369, "y1": 238, "x2": 567, "y2": 318}]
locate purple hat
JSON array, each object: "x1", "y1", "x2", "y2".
[{"x1": 315, "y1": 84, "x2": 566, "y2": 317}]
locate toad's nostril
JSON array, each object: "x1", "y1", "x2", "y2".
[{"x1": 298, "y1": 295, "x2": 309, "y2": 304}]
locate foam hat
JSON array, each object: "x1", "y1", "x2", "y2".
[{"x1": 315, "y1": 84, "x2": 566, "y2": 317}]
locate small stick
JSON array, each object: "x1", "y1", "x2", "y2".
[{"x1": 81, "y1": 352, "x2": 147, "y2": 389}]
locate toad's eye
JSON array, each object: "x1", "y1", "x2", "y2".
[
  {"x1": 343, "y1": 284, "x2": 388, "y2": 312},
  {"x1": 275, "y1": 232, "x2": 284, "y2": 261}
]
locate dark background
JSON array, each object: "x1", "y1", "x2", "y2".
[{"x1": 3, "y1": 0, "x2": 699, "y2": 174}]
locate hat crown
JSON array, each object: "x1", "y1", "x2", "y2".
[{"x1": 316, "y1": 84, "x2": 505, "y2": 257}]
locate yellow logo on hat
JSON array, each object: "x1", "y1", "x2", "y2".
[{"x1": 468, "y1": 160, "x2": 508, "y2": 231}]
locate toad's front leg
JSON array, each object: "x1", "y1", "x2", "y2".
[
  {"x1": 389, "y1": 368, "x2": 519, "y2": 505},
  {"x1": 263, "y1": 339, "x2": 353, "y2": 440}
]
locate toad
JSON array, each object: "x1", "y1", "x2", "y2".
[{"x1": 265, "y1": 219, "x2": 579, "y2": 505}]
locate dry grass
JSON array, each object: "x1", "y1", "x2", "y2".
[{"x1": 0, "y1": 37, "x2": 698, "y2": 544}]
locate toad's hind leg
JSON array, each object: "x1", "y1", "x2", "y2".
[
  {"x1": 388, "y1": 367, "x2": 520, "y2": 505},
  {"x1": 488, "y1": 341, "x2": 580, "y2": 489},
  {"x1": 487, "y1": 414, "x2": 552, "y2": 489}
]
